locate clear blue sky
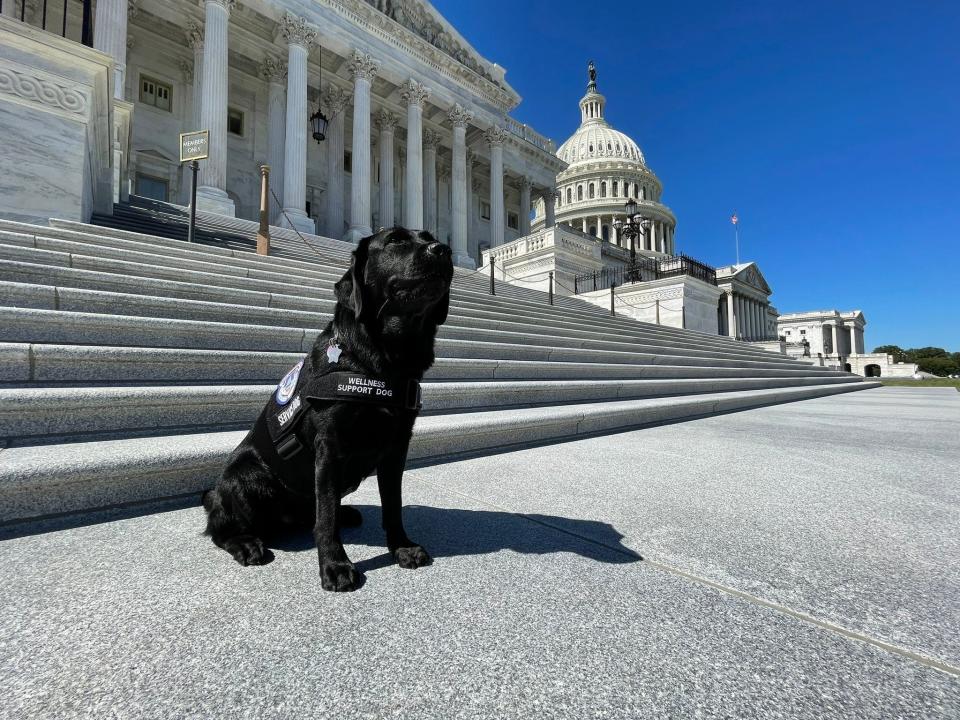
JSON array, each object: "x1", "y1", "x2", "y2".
[{"x1": 432, "y1": 0, "x2": 959, "y2": 350}]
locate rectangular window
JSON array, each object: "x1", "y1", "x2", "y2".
[
  {"x1": 507, "y1": 211, "x2": 519, "y2": 230},
  {"x1": 344, "y1": 151, "x2": 352, "y2": 173},
  {"x1": 480, "y1": 201, "x2": 491, "y2": 220},
  {"x1": 228, "y1": 108, "x2": 244, "y2": 136},
  {"x1": 135, "y1": 173, "x2": 168, "y2": 202},
  {"x1": 139, "y1": 76, "x2": 172, "y2": 112}
]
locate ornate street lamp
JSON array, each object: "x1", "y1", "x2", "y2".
[
  {"x1": 613, "y1": 198, "x2": 650, "y2": 281},
  {"x1": 310, "y1": 102, "x2": 328, "y2": 144}
]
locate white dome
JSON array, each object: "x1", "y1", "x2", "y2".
[{"x1": 556, "y1": 123, "x2": 645, "y2": 166}]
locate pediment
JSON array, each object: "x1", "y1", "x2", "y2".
[
  {"x1": 361, "y1": 0, "x2": 503, "y2": 88},
  {"x1": 732, "y1": 262, "x2": 772, "y2": 294}
]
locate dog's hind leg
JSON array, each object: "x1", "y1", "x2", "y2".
[{"x1": 203, "y1": 471, "x2": 275, "y2": 567}]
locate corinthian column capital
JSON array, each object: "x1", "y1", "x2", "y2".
[
  {"x1": 322, "y1": 84, "x2": 352, "y2": 114},
  {"x1": 374, "y1": 109, "x2": 399, "y2": 133},
  {"x1": 484, "y1": 124, "x2": 509, "y2": 147},
  {"x1": 259, "y1": 55, "x2": 287, "y2": 83},
  {"x1": 279, "y1": 12, "x2": 317, "y2": 48},
  {"x1": 399, "y1": 78, "x2": 430, "y2": 108},
  {"x1": 347, "y1": 50, "x2": 380, "y2": 81},
  {"x1": 447, "y1": 103, "x2": 474, "y2": 128},
  {"x1": 204, "y1": 0, "x2": 236, "y2": 14},
  {"x1": 186, "y1": 20, "x2": 204, "y2": 50},
  {"x1": 423, "y1": 128, "x2": 442, "y2": 150}
]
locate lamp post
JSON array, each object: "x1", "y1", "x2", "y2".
[
  {"x1": 310, "y1": 100, "x2": 328, "y2": 144},
  {"x1": 612, "y1": 198, "x2": 650, "y2": 282}
]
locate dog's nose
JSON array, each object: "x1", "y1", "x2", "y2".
[{"x1": 426, "y1": 242, "x2": 451, "y2": 257}]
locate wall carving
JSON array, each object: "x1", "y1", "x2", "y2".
[{"x1": 0, "y1": 68, "x2": 88, "y2": 116}]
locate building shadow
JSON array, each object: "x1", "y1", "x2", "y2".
[{"x1": 270, "y1": 504, "x2": 640, "y2": 574}]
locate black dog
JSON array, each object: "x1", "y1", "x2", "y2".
[{"x1": 203, "y1": 227, "x2": 453, "y2": 591}]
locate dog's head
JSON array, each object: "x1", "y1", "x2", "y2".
[{"x1": 334, "y1": 227, "x2": 454, "y2": 326}]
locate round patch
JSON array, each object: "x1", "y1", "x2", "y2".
[{"x1": 275, "y1": 359, "x2": 304, "y2": 406}]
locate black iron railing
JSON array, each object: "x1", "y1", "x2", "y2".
[
  {"x1": 573, "y1": 254, "x2": 717, "y2": 294},
  {"x1": 4, "y1": 0, "x2": 94, "y2": 47}
]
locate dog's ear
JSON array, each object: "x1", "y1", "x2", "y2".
[
  {"x1": 335, "y1": 238, "x2": 369, "y2": 319},
  {"x1": 430, "y1": 289, "x2": 450, "y2": 326}
]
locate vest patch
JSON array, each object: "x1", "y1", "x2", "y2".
[
  {"x1": 275, "y1": 360, "x2": 304, "y2": 406},
  {"x1": 276, "y1": 395, "x2": 303, "y2": 427}
]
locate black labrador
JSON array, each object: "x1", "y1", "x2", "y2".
[{"x1": 203, "y1": 227, "x2": 453, "y2": 591}]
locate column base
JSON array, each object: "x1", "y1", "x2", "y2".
[
  {"x1": 195, "y1": 186, "x2": 236, "y2": 217},
  {"x1": 343, "y1": 224, "x2": 373, "y2": 244},
  {"x1": 278, "y1": 208, "x2": 316, "y2": 235},
  {"x1": 453, "y1": 252, "x2": 476, "y2": 270}
]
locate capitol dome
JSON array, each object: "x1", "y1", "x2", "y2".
[{"x1": 534, "y1": 62, "x2": 677, "y2": 257}]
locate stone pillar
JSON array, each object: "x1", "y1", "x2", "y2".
[
  {"x1": 831, "y1": 324, "x2": 840, "y2": 357},
  {"x1": 344, "y1": 50, "x2": 380, "y2": 243},
  {"x1": 375, "y1": 110, "x2": 398, "y2": 229},
  {"x1": 1, "y1": 0, "x2": 16, "y2": 17},
  {"x1": 750, "y1": 300, "x2": 758, "y2": 340},
  {"x1": 582, "y1": 218, "x2": 588, "y2": 234},
  {"x1": 437, "y1": 160, "x2": 450, "y2": 244},
  {"x1": 447, "y1": 103, "x2": 474, "y2": 268},
  {"x1": 519, "y1": 177, "x2": 531, "y2": 236},
  {"x1": 322, "y1": 85, "x2": 350, "y2": 238},
  {"x1": 543, "y1": 188, "x2": 556, "y2": 228},
  {"x1": 401, "y1": 79, "x2": 429, "y2": 229},
  {"x1": 485, "y1": 125, "x2": 508, "y2": 248},
  {"x1": 738, "y1": 295, "x2": 747, "y2": 339},
  {"x1": 260, "y1": 56, "x2": 287, "y2": 225},
  {"x1": 186, "y1": 22, "x2": 204, "y2": 130},
  {"x1": 196, "y1": 0, "x2": 236, "y2": 217},
  {"x1": 422, "y1": 128, "x2": 441, "y2": 236},
  {"x1": 726, "y1": 292, "x2": 736, "y2": 337},
  {"x1": 849, "y1": 326, "x2": 858, "y2": 355},
  {"x1": 93, "y1": 0, "x2": 128, "y2": 100},
  {"x1": 276, "y1": 13, "x2": 317, "y2": 234}
]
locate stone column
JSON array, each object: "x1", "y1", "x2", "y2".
[
  {"x1": 849, "y1": 326, "x2": 858, "y2": 355},
  {"x1": 831, "y1": 324, "x2": 840, "y2": 357},
  {"x1": 422, "y1": 128, "x2": 441, "y2": 236},
  {"x1": 726, "y1": 292, "x2": 736, "y2": 337},
  {"x1": 276, "y1": 13, "x2": 317, "y2": 233},
  {"x1": 196, "y1": 0, "x2": 236, "y2": 217},
  {"x1": 738, "y1": 295, "x2": 747, "y2": 339},
  {"x1": 260, "y1": 56, "x2": 287, "y2": 224},
  {"x1": 543, "y1": 189, "x2": 556, "y2": 228},
  {"x1": 447, "y1": 103, "x2": 474, "y2": 268},
  {"x1": 437, "y1": 160, "x2": 450, "y2": 244},
  {"x1": 582, "y1": 218, "x2": 588, "y2": 234},
  {"x1": 344, "y1": 50, "x2": 380, "y2": 243},
  {"x1": 186, "y1": 22, "x2": 204, "y2": 130},
  {"x1": 375, "y1": 110, "x2": 398, "y2": 229},
  {"x1": 519, "y1": 177, "x2": 531, "y2": 236},
  {"x1": 400, "y1": 79, "x2": 429, "y2": 229},
  {"x1": 485, "y1": 125, "x2": 508, "y2": 248},
  {"x1": 1, "y1": 0, "x2": 15, "y2": 17},
  {"x1": 93, "y1": 0, "x2": 128, "y2": 100},
  {"x1": 322, "y1": 85, "x2": 350, "y2": 238}
]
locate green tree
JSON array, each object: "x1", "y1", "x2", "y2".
[
  {"x1": 917, "y1": 356, "x2": 959, "y2": 377},
  {"x1": 873, "y1": 344, "x2": 904, "y2": 361}
]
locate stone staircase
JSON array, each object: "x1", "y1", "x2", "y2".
[{"x1": 0, "y1": 207, "x2": 879, "y2": 524}]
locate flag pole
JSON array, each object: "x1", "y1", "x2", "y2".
[{"x1": 735, "y1": 222, "x2": 740, "y2": 265}]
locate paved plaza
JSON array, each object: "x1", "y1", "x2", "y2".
[{"x1": 2, "y1": 387, "x2": 958, "y2": 719}]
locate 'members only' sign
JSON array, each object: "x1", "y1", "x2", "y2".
[{"x1": 179, "y1": 130, "x2": 210, "y2": 162}]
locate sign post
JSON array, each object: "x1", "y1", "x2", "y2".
[{"x1": 179, "y1": 130, "x2": 209, "y2": 243}]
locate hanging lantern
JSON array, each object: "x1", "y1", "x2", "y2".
[{"x1": 310, "y1": 106, "x2": 328, "y2": 144}]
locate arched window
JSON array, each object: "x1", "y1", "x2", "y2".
[
  {"x1": 607, "y1": 142, "x2": 612, "y2": 151},
  {"x1": 566, "y1": 188, "x2": 572, "y2": 204},
  {"x1": 588, "y1": 144, "x2": 594, "y2": 153},
  {"x1": 600, "y1": 181, "x2": 607, "y2": 198},
  {"x1": 577, "y1": 185, "x2": 583, "y2": 201},
  {"x1": 588, "y1": 183, "x2": 595, "y2": 199},
  {"x1": 616, "y1": 143, "x2": 621, "y2": 153},
  {"x1": 612, "y1": 181, "x2": 618, "y2": 197}
]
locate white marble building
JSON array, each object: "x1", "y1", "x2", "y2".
[
  {"x1": 0, "y1": 0, "x2": 565, "y2": 268},
  {"x1": 776, "y1": 309, "x2": 917, "y2": 377},
  {"x1": 531, "y1": 63, "x2": 676, "y2": 256}
]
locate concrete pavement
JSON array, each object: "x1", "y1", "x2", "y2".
[{"x1": 1, "y1": 387, "x2": 958, "y2": 718}]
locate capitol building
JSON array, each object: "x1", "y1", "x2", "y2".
[
  {"x1": 532, "y1": 63, "x2": 675, "y2": 257},
  {"x1": 0, "y1": 0, "x2": 890, "y2": 372}
]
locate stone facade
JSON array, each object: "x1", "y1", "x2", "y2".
[
  {"x1": 0, "y1": 0, "x2": 565, "y2": 268},
  {"x1": 716, "y1": 263, "x2": 778, "y2": 341}
]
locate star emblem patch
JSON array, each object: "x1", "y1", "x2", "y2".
[{"x1": 326, "y1": 343, "x2": 343, "y2": 364}]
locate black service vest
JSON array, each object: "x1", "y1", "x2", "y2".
[{"x1": 265, "y1": 353, "x2": 422, "y2": 460}]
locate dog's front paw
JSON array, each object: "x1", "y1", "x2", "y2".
[
  {"x1": 320, "y1": 560, "x2": 362, "y2": 592},
  {"x1": 393, "y1": 544, "x2": 432, "y2": 569},
  {"x1": 223, "y1": 535, "x2": 274, "y2": 566}
]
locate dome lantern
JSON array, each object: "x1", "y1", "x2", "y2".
[{"x1": 579, "y1": 60, "x2": 606, "y2": 125}]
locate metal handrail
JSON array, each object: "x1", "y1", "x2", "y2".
[{"x1": 573, "y1": 254, "x2": 717, "y2": 294}]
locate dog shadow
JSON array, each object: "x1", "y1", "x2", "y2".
[{"x1": 270, "y1": 504, "x2": 640, "y2": 574}]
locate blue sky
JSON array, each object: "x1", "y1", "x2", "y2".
[{"x1": 432, "y1": 0, "x2": 959, "y2": 350}]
